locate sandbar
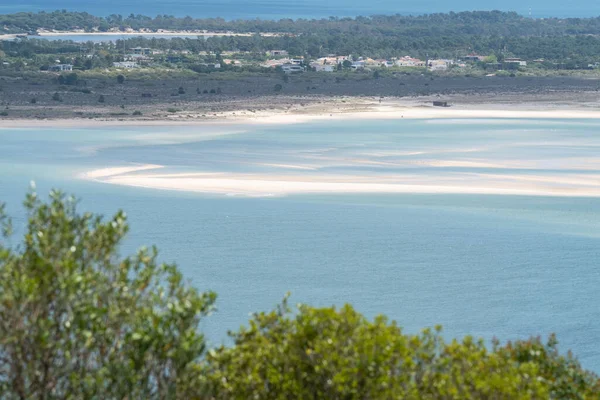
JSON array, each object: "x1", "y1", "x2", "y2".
[{"x1": 81, "y1": 165, "x2": 600, "y2": 198}]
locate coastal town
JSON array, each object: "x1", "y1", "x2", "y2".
[
  {"x1": 2, "y1": 11, "x2": 600, "y2": 122},
  {"x1": 6, "y1": 43, "x2": 533, "y2": 75},
  {"x1": 113, "y1": 50, "x2": 528, "y2": 73}
]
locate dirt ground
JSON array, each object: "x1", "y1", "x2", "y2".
[{"x1": 1, "y1": 72, "x2": 599, "y2": 120}]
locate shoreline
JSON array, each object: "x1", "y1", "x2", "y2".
[{"x1": 4, "y1": 99, "x2": 600, "y2": 128}]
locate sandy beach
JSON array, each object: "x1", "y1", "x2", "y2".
[{"x1": 4, "y1": 98, "x2": 600, "y2": 129}]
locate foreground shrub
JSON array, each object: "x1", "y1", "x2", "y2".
[
  {"x1": 0, "y1": 189, "x2": 216, "y2": 399},
  {"x1": 0, "y1": 190, "x2": 598, "y2": 399},
  {"x1": 202, "y1": 297, "x2": 599, "y2": 399}
]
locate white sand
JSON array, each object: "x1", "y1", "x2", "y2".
[
  {"x1": 82, "y1": 164, "x2": 163, "y2": 179},
  {"x1": 34, "y1": 30, "x2": 280, "y2": 37},
  {"x1": 0, "y1": 30, "x2": 281, "y2": 41},
  {"x1": 82, "y1": 166, "x2": 600, "y2": 198},
  {"x1": 4, "y1": 103, "x2": 600, "y2": 129}
]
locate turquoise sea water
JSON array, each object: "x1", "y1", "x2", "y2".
[
  {"x1": 0, "y1": 118, "x2": 599, "y2": 371},
  {"x1": 1, "y1": 0, "x2": 599, "y2": 19}
]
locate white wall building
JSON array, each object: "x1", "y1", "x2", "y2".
[
  {"x1": 394, "y1": 56, "x2": 425, "y2": 67},
  {"x1": 428, "y1": 59, "x2": 454, "y2": 71},
  {"x1": 113, "y1": 61, "x2": 138, "y2": 69},
  {"x1": 312, "y1": 63, "x2": 336, "y2": 72},
  {"x1": 282, "y1": 64, "x2": 304, "y2": 73},
  {"x1": 504, "y1": 58, "x2": 527, "y2": 67},
  {"x1": 49, "y1": 64, "x2": 73, "y2": 72}
]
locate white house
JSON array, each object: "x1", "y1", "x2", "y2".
[
  {"x1": 374, "y1": 59, "x2": 393, "y2": 68},
  {"x1": 394, "y1": 56, "x2": 425, "y2": 67},
  {"x1": 49, "y1": 64, "x2": 73, "y2": 72},
  {"x1": 314, "y1": 55, "x2": 351, "y2": 66},
  {"x1": 428, "y1": 59, "x2": 454, "y2": 71},
  {"x1": 113, "y1": 61, "x2": 138, "y2": 69},
  {"x1": 312, "y1": 63, "x2": 335, "y2": 72},
  {"x1": 350, "y1": 60, "x2": 366, "y2": 70},
  {"x1": 504, "y1": 58, "x2": 527, "y2": 67},
  {"x1": 282, "y1": 64, "x2": 304, "y2": 73},
  {"x1": 130, "y1": 47, "x2": 152, "y2": 55}
]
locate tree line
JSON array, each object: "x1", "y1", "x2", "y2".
[
  {"x1": 4, "y1": 10, "x2": 600, "y2": 69},
  {"x1": 4, "y1": 33, "x2": 600, "y2": 68},
  {"x1": 5, "y1": 10, "x2": 600, "y2": 36}
]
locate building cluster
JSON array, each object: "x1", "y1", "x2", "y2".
[
  {"x1": 48, "y1": 64, "x2": 73, "y2": 72},
  {"x1": 260, "y1": 51, "x2": 469, "y2": 73},
  {"x1": 41, "y1": 48, "x2": 535, "y2": 74}
]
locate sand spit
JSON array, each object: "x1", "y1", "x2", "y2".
[
  {"x1": 81, "y1": 165, "x2": 600, "y2": 198},
  {"x1": 81, "y1": 164, "x2": 163, "y2": 179}
]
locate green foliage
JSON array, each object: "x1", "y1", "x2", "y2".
[
  {"x1": 5, "y1": 16, "x2": 600, "y2": 73},
  {"x1": 0, "y1": 189, "x2": 216, "y2": 399},
  {"x1": 178, "y1": 86, "x2": 185, "y2": 94},
  {"x1": 5, "y1": 11, "x2": 600, "y2": 69},
  {"x1": 51, "y1": 92, "x2": 61, "y2": 101},
  {"x1": 7, "y1": 10, "x2": 600, "y2": 38},
  {"x1": 202, "y1": 296, "x2": 599, "y2": 399},
  {"x1": 98, "y1": 94, "x2": 105, "y2": 103},
  {"x1": 116, "y1": 74, "x2": 125, "y2": 84},
  {"x1": 132, "y1": 110, "x2": 143, "y2": 116},
  {"x1": 484, "y1": 54, "x2": 498, "y2": 63},
  {"x1": 58, "y1": 72, "x2": 78, "y2": 85},
  {"x1": 274, "y1": 83, "x2": 283, "y2": 92},
  {"x1": 498, "y1": 335, "x2": 600, "y2": 398}
]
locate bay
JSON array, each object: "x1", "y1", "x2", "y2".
[{"x1": 0, "y1": 118, "x2": 599, "y2": 371}]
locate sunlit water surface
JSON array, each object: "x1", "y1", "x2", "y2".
[{"x1": 0, "y1": 118, "x2": 599, "y2": 371}]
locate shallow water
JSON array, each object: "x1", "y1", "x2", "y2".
[{"x1": 0, "y1": 118, "x2": 599, "y2": 371}]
